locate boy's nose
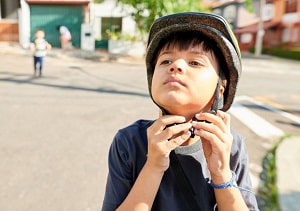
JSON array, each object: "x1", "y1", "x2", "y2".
[{"x1": 168, "y1": 60, "x2": 186, "y2": 74}]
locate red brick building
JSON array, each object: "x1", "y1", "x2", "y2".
[
  {"x1": 206, "y1": 0, "x2": 300, "y2": 51},
  {"x1": 234, "y1": 0, "x2": 300, "y2": 51}
]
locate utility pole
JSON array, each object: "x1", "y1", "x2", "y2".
[{"x1": 255, "y1": 0, "x2": 266, "y2": 57}]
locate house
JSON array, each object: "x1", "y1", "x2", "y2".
[
  {"x1": 206, "y1": 0, "x2": 300, "y2": 51},
  {"x1": 24, "y1": 0, "x2": 90, "y2": 48},
  {"x1": 205, "y1": 0, "x2": 259, "y2": 30},
  {"x1": 1, "y1": 0, "x2": 138, "y2": 51},
  {"x1": 1, "y1": 0, "x2": 91, "y2": 48},
  {"x1": 0, "y1": 0, "x2": 20, "y2": 42},
  {"x1": 91, "y1": 0, "x2": 137, "y2": 50},
  {"x1": 234, "y1": 0, "x2": 300, "y2": 51}
]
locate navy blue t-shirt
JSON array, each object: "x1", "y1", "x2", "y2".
[{"x1": 102, "y1": 120, "x2": 259, "y2": 211}]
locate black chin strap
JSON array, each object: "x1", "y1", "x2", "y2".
[{"x1": 211, "y1": 76, "x2": 224, "y2": 112}]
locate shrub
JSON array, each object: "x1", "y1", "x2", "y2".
[{"x1": 248, "y1": 46, "x2": 300, "y2": 60}]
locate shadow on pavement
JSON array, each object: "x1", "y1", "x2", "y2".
[{"x1": 0, "y1": 73, "x2": 149, "y2": 98}]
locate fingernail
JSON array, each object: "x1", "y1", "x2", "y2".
[
  {"x1": 185, "y1": 130, "x2": 191, "y2": 136},
  {"x1": 187, "y1": 122, "x2": 192, "y2": 128},
  {"x1": 192, "y1": 121, "x2": 197, "y2": 126}
]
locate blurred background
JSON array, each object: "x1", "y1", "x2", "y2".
[{"x1": 0, "y1": 0, "x2": 299, "y2": 210}]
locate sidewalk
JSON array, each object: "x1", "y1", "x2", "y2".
[
  {"x1": 0, "y1": 42, "x2": 144, "y2": 64},
  {"x1": 276, "y1": 136, "x2": 300, "y2": 211}
]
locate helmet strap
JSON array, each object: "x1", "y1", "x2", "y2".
[{"x1": 211, "y1": 72, "x2": 224, "y2": 112}]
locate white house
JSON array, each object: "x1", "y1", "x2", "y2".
[{"x1": 91, "y1": 0, "x2": 137, "y2": 40}]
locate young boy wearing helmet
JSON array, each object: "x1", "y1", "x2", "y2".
[{"x1": 102, "y1": 12, "x2": 259, "y2": 211}]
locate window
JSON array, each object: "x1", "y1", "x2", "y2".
[
  {"x1": 224, "y1": 5, "x2": 236, "y2": 24},
  {"x1": 101, "y1": 17, "x2": 122, "y2": 40},
  {"x1": 285, "y1": 0, "x2": 297, "y2": 13},
  {"x1": 241, "y1": 33, "x2": 252, "y2": 43},
  {"x1": 0, "y1": 0, "x2": 19, "y2": 19},
  {"x1": 213, "y1": 8, "x2": 222, "y2": 16}
]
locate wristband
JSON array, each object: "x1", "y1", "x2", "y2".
[
  {"x1": 209, "y1": 171, "x2": 236, "y2": 189},
  {"x1": 209, "y1": 171, "x2": 254, "y2": 193}
]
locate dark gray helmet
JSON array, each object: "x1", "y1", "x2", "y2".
[{"x1": 146, "y1": 12, "x2": 241, "y2": 111}]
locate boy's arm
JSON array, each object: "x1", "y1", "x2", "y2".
[
  {"x1": 212, "y1": 172, "x2": 249, "y2": 211},
  {"x1": 29, "y1": 42, "x2": 35, "y2": 51},
  {"x1": 116, "y1": 161, "x2": 164, "y2": 211},
  {"x1": 117, "y1": 116, "x2": 191, "y2": 210},
  {"x1": 46, "y1": 42, "x2": 52, "y2": 50},
  {"x1": 193, "y1": 111, "x2": 250, "y2": 210}
]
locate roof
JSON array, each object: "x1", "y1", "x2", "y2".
[
  {"x1": 26, "y1": 0, "x2": 90, "y2": 5},
  {"x1": 203, "y1": 0, "x2": 243, "y2": 8},
  {"x1": 234, "y1": 20, "x2": 280, "y2": 34}
]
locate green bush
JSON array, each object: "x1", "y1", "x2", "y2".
[
  {"x1": 248, "y1": 46, "x2": 300, "y2": 60},
  {"x1": 257, "y1": 145, "x2": 280, "y2": 211},
  {"x1": 257, "y1": 135, "x2": 291, "y2": 211},
  {"x1": 268, "y1": 47, "x2": 300, "y2": 60}
]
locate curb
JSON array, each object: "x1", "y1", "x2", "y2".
[
  {"x1": 0, "y1": 42, "x2": 145, "y2": 64},
  {"x1": 276, "y1": 136, "x2": 300, "y2": 211}
]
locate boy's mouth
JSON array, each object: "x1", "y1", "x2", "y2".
[{"x1": 164, "y1": 77, "x2": 186, "y2": 86}]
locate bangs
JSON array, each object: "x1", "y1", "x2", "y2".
[
  {"x1": 153, "y1": 31, "x2": 224, "y2": 68},
  {"x1": 159, "y1": 31, "x2": 215, "y2": 53}
]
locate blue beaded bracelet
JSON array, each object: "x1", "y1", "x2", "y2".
[{"x1": 209, "y1": 171, "x2": 254, "y2": 193}]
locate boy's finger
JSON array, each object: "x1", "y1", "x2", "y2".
[
  {"x1": 194, "y1": 111, "x2": 229, "y2": 133},
  {"x1": 167, "y1": 130, "x2": 191, "y2": 149},
  {"x1": 152, "y1": 115, "x2": 186, "y2": 132},
  {"x1": 216, "y1": 110, "x2": 231, "y2": 128},
  {"x1": 162, "y1": 122, "x2": 192, "y2": 140}
]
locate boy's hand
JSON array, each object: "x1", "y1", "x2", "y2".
[
  {"x1": 146, "y1": 116, "x2": 192, "y2": 173},
  {"x1": 192, "y1": 110, "x2": 233, "y2": 184}
]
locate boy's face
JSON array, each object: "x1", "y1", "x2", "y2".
[
  {"x1": 35, "y1": 30, "x2": 45, "y2": 39},
  {"x1": 151, "y1": 42, "x2": 221, "y2": 119}
]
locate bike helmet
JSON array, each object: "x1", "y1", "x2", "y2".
[{"x1": 146, "y1": 12, "x2": 241, "y2": 111}]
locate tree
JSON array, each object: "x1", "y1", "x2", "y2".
[
  {"x1": 116, "y1": 0, "x2": 207, "y2": 40},
  {"x1": 93, "y1": 0, "x2": 105, "y2": 3},
  {"x1": 244, "y1": 0, "x2": 254, "y2": 13}
]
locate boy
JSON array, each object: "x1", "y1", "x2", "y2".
[
  {"x1": 31, "y1": 29, "x2": 51, "y2": 77},
  {"x1": 102, "y1": 12, "x2": 259, "y2": 210}
]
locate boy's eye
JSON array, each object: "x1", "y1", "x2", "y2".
[
  {"x1": 160, "y1": 59, "x2": 172, "y2": 65},
  {"x1": 189, "y1": 60, "x2": 203, "y2": 66}
]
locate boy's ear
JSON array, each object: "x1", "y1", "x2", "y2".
[
  {"x1": 217, "y1": 85, "x2": 225, "y2": 109},
  {"x1": 219, "y1": 85, "x2": 225, "y2": 96}
]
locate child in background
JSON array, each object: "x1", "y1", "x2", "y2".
[
  {"x1": 56, "y1": 25, "x2": 72, "y2": 50},
  {"x1": 31, "y1": 29, "x2": 51, "y2": 77}
]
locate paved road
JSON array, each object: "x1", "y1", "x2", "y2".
[{"x1": 0, "y1": 50, "x2": 299, "y2": 211}]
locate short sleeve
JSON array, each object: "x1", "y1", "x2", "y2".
[
  {"x1": 101, "y1": 131, "x2": 133, "y2": 211},
  {"x1": 230, "y1": 132, "x2": 259, "y2": 211}
]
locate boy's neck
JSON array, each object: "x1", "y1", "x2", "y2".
[{"x1": 181, "y1": 135, "x2": 199, "y2": 146}]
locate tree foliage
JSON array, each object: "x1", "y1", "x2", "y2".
[
  {"x1": 116, "y1": 0, "x2": 207, "y2": 39},
  {"x1": 244, "y1": 0, "x2": 254, "y2": 13},
  {"x1": 93, "y1": 0, "x2": 105, "y2": 3}
]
